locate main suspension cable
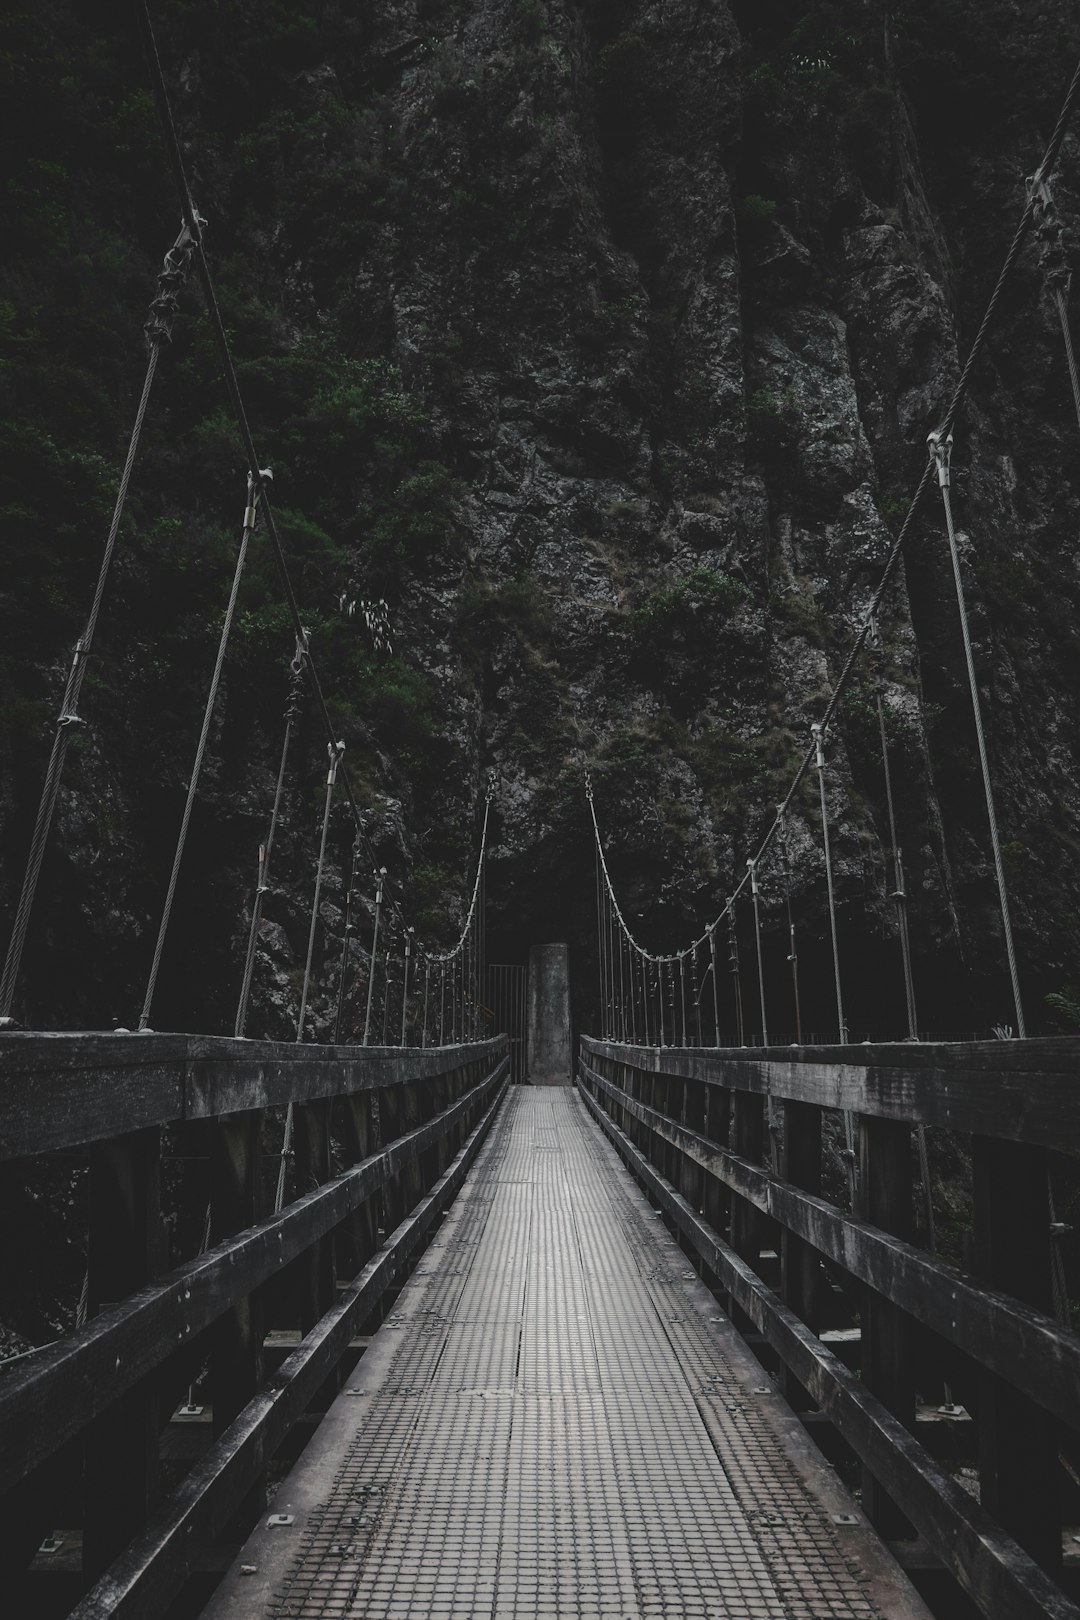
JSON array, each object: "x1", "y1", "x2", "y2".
[{"x1": 0, "y1": 222, "x2": 196, "y2": 1022}]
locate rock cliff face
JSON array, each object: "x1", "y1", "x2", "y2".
[{"x1": 4, "y1": 0, "x2": 1080, "y2": 1040}]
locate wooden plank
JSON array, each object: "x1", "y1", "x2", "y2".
[
  {"x1": 579, "y1": 1060, "x2": 1080, "y2": 1436},
  {"x1": 780, "y1": 1098, "x2": 821, "y2": 1411},
  {"x1": 292, "y1": 1102, "x2": 335, "y2": 1336},
  {"x1": 209, "y1": 1113, "x2": 263, "y2": 1435},
  {"x1": 0, "y1": 1057, "x2": 508, "y2": 1495},
  {"x1": 0, "y1": 1033, "x2": 508, "y2": 1159},
  {"x1": 209, "y1": 1111, "x2": 265, "y2": 1533},
  {"x1": 84, "y1": 1130, "x2": 162, "y2": 1579},
  {"x1": 974, "y1": 1136, "x2": 1061, "y2": 1573},
  {"x1": 336, "y1": 1095, "x2": 378, "y2": 1277},
  {"x1": 859, "y1": 1116, "x2": 914, "y2": 1538},
  {"x1": 65, "y1": 1076, "x2": 509, "y2": 1620},
  {"x1": 578, "y1": 1077, "x2": 1080, "y2": 1620},
  {"x1": 581, "y1": 1036, "x2": 1080, "y2": 1150}
]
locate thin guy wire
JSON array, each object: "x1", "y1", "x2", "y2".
[
  {"x1": 935, "y1": 463, "x2": 1026, "y2": 1036},
  {"x1": 581, "y1": 55, "x2": 1080, "y2": 977},
  {"x1": 275, "y1": 742, "x2": 343, "y2": 1214},
  {"x1": 139, "y1": 477, "x2": 259, "y2": 1030},
  {"x1": 235, "y1": 647, "x2": 306, "y2": 1038},
  {"x1": 0, "y1": 343, "x2": 161, "y2": 1020},
  {"x1": 748, "y1": 861, "x2": 769, "y2": 1046}
]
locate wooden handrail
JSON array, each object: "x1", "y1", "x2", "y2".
[
  {"x1": 582, "y1": 1034, "x2": 1080, "y2": 1149},
  {"x1": 0, "y1": 1032, "x2": 507, "y2": 1158}
]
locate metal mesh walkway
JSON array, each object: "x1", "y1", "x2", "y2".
[{"x1": 205, "y1": 1088, "x2": 931, "y2": 1620}]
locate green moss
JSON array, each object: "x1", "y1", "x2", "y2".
[
  {"x1": 740, "y1": 193, "x2": 777, "y2": 222},
  {"x1": 630, "y1": 566, "x2": 753, "y2": 638}
]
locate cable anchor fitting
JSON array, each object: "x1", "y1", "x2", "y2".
[
  {"x1": 326, "y1": 739, "x2": 345, "y2": 786},
  {"x1": 927, "y1": 430, "x2": 953, "y2": 490},
  {"x1": 811, "y1": 721, "x2": 827, "y2": 771},
  {"x1": 143, "y1": 218, "x2": 202, "y2": 350}
]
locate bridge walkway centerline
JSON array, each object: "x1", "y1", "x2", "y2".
[{"x1": 204, "y1": 1086, "x2": 931, "y2": 1620}]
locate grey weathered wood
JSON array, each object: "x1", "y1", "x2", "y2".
[
  {"x1": 209, "y1": 1110, "x2": 265, "y2": 1532},
  {"x1": 66, "y1": 1077, "x2": 509, "y2": 1620},
  {"x1": 209, "y1": 1112, "x2": 264, "y2": 1435},
  {"x1": 84, "y1": 1129, "x2": 162, "y2": 1579},
  {"x1": 975, "y1": 1136, "x2": 1061, "y2": 1573},
  {"x1": 780, "y1": 1098, "x2": 821, "y2": 1411},
  {"x1": 579, "y1": 1060, "x2": 1080, "y2": 1436},
  {"x1": 859, "y1": 1115, "x2": 914, "y2": 1538},
  {"x1": 582, "y1": 1035, "x2": 1080, "y2": 1150},
  {"x1": 0, "y1": 1057, "x2": 508, "y2": 1495},
  {"x1": 292, "y1": 1101, "x2": 335, "y2": 1336},
  {"x1": 579, "y1": 1077, "x2": 1080, "y2": 1620},
  {"x1": 0, "y1": 1033, "x2": 507, "y2": 1159},
  {"x1": 337, "y1": 1094, "x2": 378, "y2": 1276}
]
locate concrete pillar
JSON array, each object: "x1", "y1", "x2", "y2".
[{"x1": 527, "y1": 944, "x2": 571, "y2": 1086}]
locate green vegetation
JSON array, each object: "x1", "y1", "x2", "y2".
[
  {"x1": 740, "y1": 194, "x2": 777, "y2": 223},
  {"x1": 630, "y1": 567, "x2": 753, "y2": 637}
]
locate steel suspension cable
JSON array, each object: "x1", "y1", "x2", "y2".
[
  {"x1": 708, "y1": 926, "x2": 721, "y2": 1045},
  {"x1": 139, "y1": 473, "x2": 261, "y2": 1030},
  {"x1": 138, "y1": 2, "x2": 407, "y2": 902},
  {"x1": 928, "y1": 433, "x2": 1025, "y2": 1036},
  {"x1": 333, "y1": 836, "x2": 362, "y2": 1045},
  {"x1": 748, "y1": 859, "x2": 769, "y2": 1046},
  {"x1": 362, "y1": 869, "x2": 385, "y2": 1047},
  {"x1": 235, "y1": 641, "x2": 307, "y2": 1038},
  {"x1": 275, "y1": 740, "x2": 343, "y2": 1212},
  {"x1": 870, "y1": 627, "x2": 919, "y2": 1040},
  {"x1": 777, "y1": 809, "x2": 803, "y2": 1044},
  {"x1": 0, "y1": 225, "x2": 197, "y2": 1022}
]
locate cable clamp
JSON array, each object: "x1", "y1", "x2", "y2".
[
  {"x1": 57, "y1": 712, "x2": 84, "y2": 731},
  {"x1": 927, "y1": 430, "x2": 953, "y2": 489},
  {"x1": 747, "y1": 857, "x2": 759, "y2": 896},
  {"x1": 811, "y1": 721, "x2": 826, "y2": 769},
  {"x1": 326, "y1": 739, "x2": 345, "y2": 785}
]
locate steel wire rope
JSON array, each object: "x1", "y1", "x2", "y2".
[
  {"x1": 274, "y1": 740, "x2": 343, "y2": 1212},
  {"x1": 235, "y1": 639, "x2": 308, "y2": 1038},
  {"x1": 748, "y1": 860, "x2": 769, "y2": 1046},
  {"x1": 0, "y1": 217, "x2": 197, "y2": 1021},
  {"x1": 138, "y1": 474, "x2": 262, "y2": 1030},
  {"x1": 928, "y1": 434, "x2": 1025, "y2": 1036},
  {"x1": 777, "y1": 808, "x2": 803, "y2": 1044},
  {"x1": 333, "y1": 834, "x2": 362, "y2": 1045},
  {"x1": 580, "y1": 53, "x2": 1080, "y2": 1004},
  {"x1": 138, "y1": 1, "x2": 411, "y2": 934}
]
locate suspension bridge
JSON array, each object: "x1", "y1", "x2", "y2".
[{"x1": 3, "y1": 8, "x2": 1080, "y2": 1620}]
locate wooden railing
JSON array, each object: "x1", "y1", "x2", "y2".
[
  {"x1": 578, "y1": 1034, "x2": 1080, "y2": 1620},
  {"x1": 0, "y1": 1031, "x2": 509, "y2": 1618}
]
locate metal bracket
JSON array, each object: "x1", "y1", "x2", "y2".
[{"x1": 927, "y1": 429, "x2": 953, "y2": 489}]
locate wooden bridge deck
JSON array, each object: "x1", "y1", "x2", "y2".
[{"x1": 205, "y1": 1087, "x2": 929, "y2": 1620}]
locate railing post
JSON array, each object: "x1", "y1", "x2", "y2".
[
  {"x1": 338, "y1": 1092, "x2": 379, "y2": 1276},
  {"x1": 83, "y1": 1127, "x2": 162, "y2": 1578},
  {"x1": 379, "y1": 1083, "x2": 406, "y2": 1233},
  {"x1": 682, "y1": 1071, "x2": 705, "y2": 1214},
  {"x1": 974, "y1": 1135, "x2": 1061, "y2": 1573},
  {"x1": 780, "y1": 1098, "x2": 822, "y2": 1410},
  {"x1": 210, "y1": 1109, "x2": 265, "y2": 1527},
  {"x1": 729, "y1": 1091, "x2": 764, "y2": 1270},
  {"x1": 858, "y1": 1116, "x2": 914, "y2": 1538},
  {"x1": 702, "y1": 1077, "x2": 731, "y2": 1242},
  {"x1": 292, "y1": 1101, "x2": 335, "y2": 1335}
]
